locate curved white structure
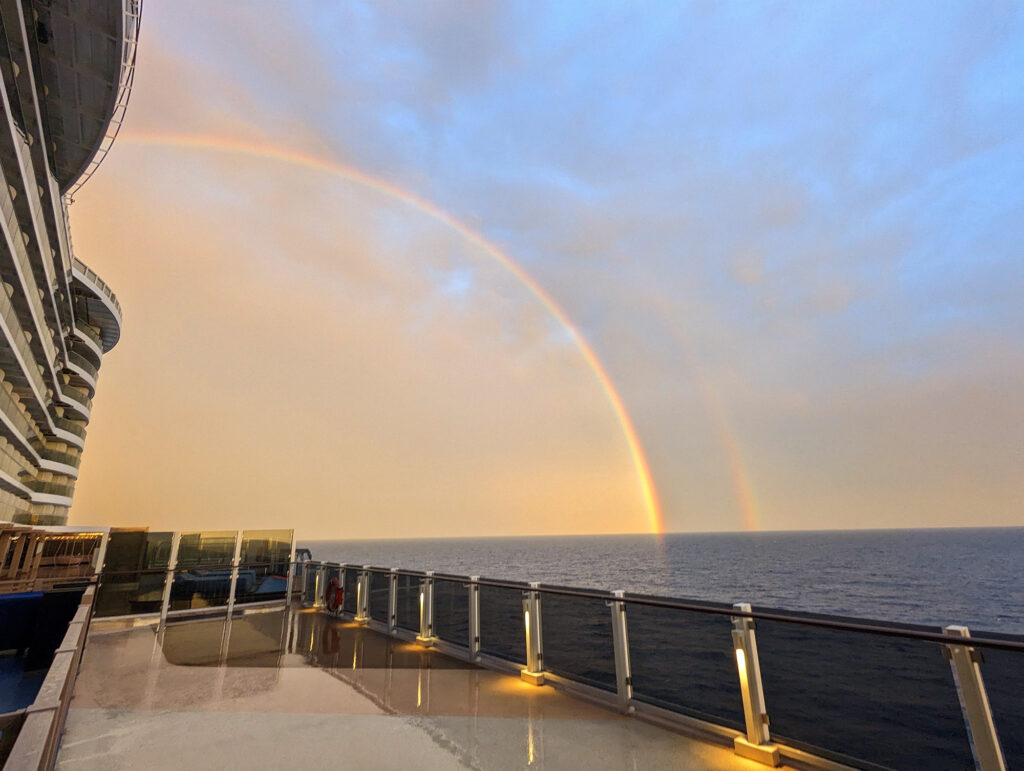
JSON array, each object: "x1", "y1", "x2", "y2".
[{"x1": 0, "y1": 0, "x2": 137, "y2": 524}]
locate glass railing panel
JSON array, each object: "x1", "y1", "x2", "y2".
[
  {"x1": 239, "y1": 529, "x2": 291, "y2": 565},
  {"x1": 234, "y1": 563, "x2": 289, "y2": 605},
  {"x1": 536, "y1": 587, "x2": 616, "y2": 692},
  {"x1": 100, "y1": 530, "x2": 174, "y2": 572},
  {"x1": 302, "y1": 564, "x2": 318, "y2": 604},
  {"x1": 433, "y1": 577, "x2": 469, "y2": 648},
  {"x1": 478, "y1": 580, "x2": 527, "y2": 665},
  {"x1": 369, "y1": 570, "x2": 390, "y2": 623},
  {"x1": 94, "y1": 570, "x2": 166, "y2": 617},
  {"x1": 342, "y1": 567, "x2": 358, "y2": 614},
  {"x1": 394, "y1": 572, "x2": 422, "y2": 632},
  {"x1": 978, "y1": 634, "x2": 1024, "y2": 766},
  {"x1": 176, "y1": 531, "x2": 236, "y2": 568},
  {"x1": 625, "y1": 596, "x2": 744, "y2": 729},
  {"x1": 169, "y1": 568, "x2": 230, "y2": 611},
  {"x1": 754, "y1": 614, "x2": 973, "y2": 769}
]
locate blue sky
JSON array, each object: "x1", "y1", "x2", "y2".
[{"x1": 69, "y1": 1, "x2": 1024, "y2": 536}]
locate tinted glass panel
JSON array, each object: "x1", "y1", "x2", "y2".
[
  {"x1": 626, "y1": 599, "x2": 743, "y2": 729},
  {"x1": 94, "y1": 570, "x2": 167, "y2": 617},
  {"x1": 101, "y1": 530, "x2": 173, "y2": 572},
  {"x1": 755, "y1": 616, "x2": 973, "y2": 769},
  {"x1": 234, "y1": 563, "x2": 288, "y2": 605},
  {"x1": 479, "y1": 582, "x2": 526, "y2": 664},
  {"x1": 979, "y1": 637, "x2": 1024, "y2": 767},
  {"x1": 239, "y1": 530, "x2": 292, "y2": 565},
  {"x1": 169, "y1": 568, "x2": 230, "y2": 611},
  {"x1": 434, "y1": 578, "x2": 469, "y2": 647},
  {"x1": 539, "y1": 589, "x2": 616, "y2": 691},
  {"x1": 395, "y1": 574, "x2": 422, "y2": 631},
  {"x1": 369, "y1": 571, "x2": 390, "y2": 623},
  {"x1": 177, "y1": 531, "x2": 236, "y2": 568},
  {"x1": 343, "y1": 568, "x2": 359, "y2": 614}
]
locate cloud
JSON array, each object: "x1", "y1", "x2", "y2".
[{"x1": 66, "y1": 1, "x2": 1024, "y2": 535}]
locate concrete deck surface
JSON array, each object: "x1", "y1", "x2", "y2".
[{"x1": 56, "y1": 608, "x2": 774, "y2": 770}]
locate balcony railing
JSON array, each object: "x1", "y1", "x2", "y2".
[
  {"x1": 299, "y1": 560, "x2": 1021, "y2": 771},
  {"x1": 67, "y1": 350, "x2": 99, "y2": 382},
  {"x1": 71, "y1": 258, "x2": 121, "y2": 321},
  {"x1": 52, "y1": 417, "x2": 86, "y2": 441},
  {"x1": 71, "y1": 320, "x2": 102, "y2": 352},
  {"x1": 93, "y1": 528, "x2": 296, "y2": 620}
]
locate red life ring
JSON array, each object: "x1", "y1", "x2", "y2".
[{"x1": 325, "y1": 577, "x2": 343, "y2": 612}]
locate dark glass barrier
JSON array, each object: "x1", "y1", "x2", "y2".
[
  {"x1": 177, "y1": 531, "x2": 235, "y2": 568},
  {"x1": 433, "y1": 577, "x2": 469, "y2": 647},
  {"x1": 479, "y1": 581, "x2": 526, "y2": 664},
  {"x1": 626, "y1": 596, "x2": 744, "y2": 729},
  {"x1": 538, "y1": 588, "x2": 616, "y2": 691},
  {"x1": 239, "y1": 529, "x2": 291, "y2": 565},
  {"x1": 169, "y1": 568, "x2": 230, "y2": 611},
  {"x1": 235, "y1": 562, "x2": 289, "y2": 605},
  {"x1": 343, "y1": 568, "x2": 359, "y2": 614},
  {"x1": 368, "y1": 571, "x2": 390, "y2": 622},
  {"x1": 95, "y1": 530, "x2": 174, "y2": 617},
  {"x1": 95, "y1": 570, "x2": 167, "y2": 617},
  {"x1": 395, "y1": 573, "x2": 422, "y2": 632},
  {"x1": 755, "y1": 613, "x2": 973, "y2": 769},
  {"x1": 978, "y1": 633, "x2": 1024, "y2": 767},
  {"x1": 102, "y1": 530, "x2": 174, "y2": 572}
]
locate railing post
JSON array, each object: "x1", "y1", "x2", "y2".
[
  {"x1": 417, "y1": 571, "x2": 436, "y2": 645},
  {"x1": 388, "y1": 568, "x2": 398, "y2": 634},
  {"x1": 225, "y1": 531, "x2": 243, "y2": 616},
  {"x1": 158, "y1": 532, "x2": 181, "y2": 629},
  {"x1": 609, "y1": 590, "x2": 633, "y2": 711},
  {"x1": 731, "y1": 602, "x2": 780, "y2": 766},
  {"x1": 521, "y1": 583, "x2": 544, "y2": 685},
  {"x1": 355, "y1": 566, "x2": 371, "y2": 623},
  {"x1": 944, "y1": 626, "x2": 1006, "y2": 771},
  {"x1": 284, "y1": 533, "x2": 296, "y2": 604},
  {"x1": 314, "y1": 563, "x2": 326, "y2": 609},
  {"x1": 468, "y1": 576, "x2": 481, "y2": 661}
]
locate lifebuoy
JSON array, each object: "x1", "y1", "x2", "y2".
[{"x1": 325, "y1": 577, "x2": 343, "y2": 612}]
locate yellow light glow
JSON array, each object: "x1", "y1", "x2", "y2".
[
  {"x1": 735, "y1": 647, "x2": 746, "y2": 677},
  {"x1": 528, "y1": 717, "x2": 535, "y2": 765},
  {"x1": 524, "y1": 609, "x2": 532, "y2": 665}
]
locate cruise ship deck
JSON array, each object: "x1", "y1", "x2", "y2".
[{"x1": 56, "y1": 608, "x2": 768, "y2": 770}]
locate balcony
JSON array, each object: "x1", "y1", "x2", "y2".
[
  {"x1": 71, "y1": 258, "x2": 121, "y2": 352},
  {"x1": 58, "y1": 382, "x2": 92, "y2": 418},
  {"x1": 68, "y1": 350, "x2": 99, "y2": 383}
]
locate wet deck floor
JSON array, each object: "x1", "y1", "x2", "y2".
[{"x1": 57, "y1": 608, "x2": 774, "y2": 769}]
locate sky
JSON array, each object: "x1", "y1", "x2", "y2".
[{"x1": 67, "y1": 1, "x2": 1024, "y2": 539}]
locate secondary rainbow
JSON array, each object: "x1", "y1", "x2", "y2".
[{"x1": 116, "y1": 132, "x2": 665, "y2": 535}]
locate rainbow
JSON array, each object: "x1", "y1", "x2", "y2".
[
  {"x1": 115, "y1": 132, "x2": 666, "y2": 534},
  {"x1": 644, "y1": 289, "x2": 761, "y2": 531}
]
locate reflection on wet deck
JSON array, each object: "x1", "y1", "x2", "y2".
[{"x1": 57, "y1": 609, "x2": 770, "y2": 769}]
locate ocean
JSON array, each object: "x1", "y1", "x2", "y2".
[{"x1": 301, "y1": 527, "x2": 1024, "y2": 634}]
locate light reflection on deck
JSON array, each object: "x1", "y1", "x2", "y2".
[{"x1": 56, "y1": 608, "x2": 772, "y2": 769}]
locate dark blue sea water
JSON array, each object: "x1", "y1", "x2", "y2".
[{"x1": 302, "y1": 527, "x2": 1024, "y2": 634}]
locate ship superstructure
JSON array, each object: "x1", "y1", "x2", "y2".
[{"x1": 0, "y1": 0, "x2": 136, "y2": 525}]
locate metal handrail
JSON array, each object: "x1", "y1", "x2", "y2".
[
  {"x1": 306, "y1": 560, "x2": 1024, "y2": 654},
  {"x1": 72, "y1": 257, "x2": 122, "y2": 319}
]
